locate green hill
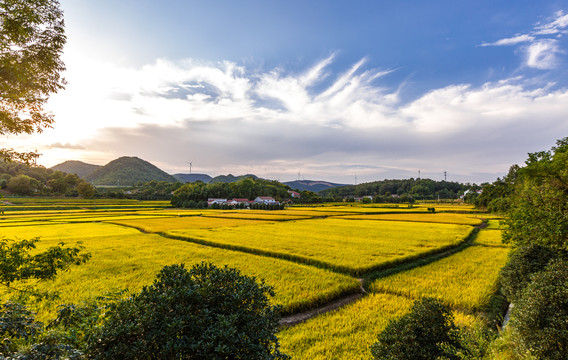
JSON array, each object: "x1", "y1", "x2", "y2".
[
  {"x1": 283, "y1": 179, "x2": 345, "y2": 192},
  {"x1": 50, "y1": 160, "x2": 101, "y2": 178},
  {"x1": 209, "y1": 174, "x2": 259, "y2": 183},
  {"x1": 85, "y1": 157, "x2": 178, "y2": 186}
]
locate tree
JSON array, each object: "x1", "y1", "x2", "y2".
[
  {"x1": 370, "y1": 297, "x2": 463, "y2": 360},
  {"x1": 503, "y1": 138, "x2": 568, "y2": 250},
  {"x1": 499, "y1": 244, "x2": 557, "y2": 302},
  {"x1": 76, "y1": 181, "x2": 95, "y2": 198},
  {"x1": 87, "y1": 262, "x2": 289, "y2": 360},
  {"x1": 0, "y1": 237, "x2": 90, "y2": 295},
  {"x1": 510, "y1": 259, "x2": 568, "y2": 359},
  {"x1": 0, "y1": 0, "x2": 66, "y2": 163},
  {"x1": 6, "y1": 173, "x2": 39, "y2": 195}
]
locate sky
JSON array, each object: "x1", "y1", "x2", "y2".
[{"x1": 7, "y1": 0, "x2": 568, "y2": 184}]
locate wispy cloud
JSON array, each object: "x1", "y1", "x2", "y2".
[
  {"x1": 525, "y1": 39, "x2": 562, "y2": 69},
  {"x1": 482, "y1": 10, "x2": 567, "y2": 69},
  {"x1": 481, "y1": 34, "x2": 534, "y2": 47},
  {"x1": 48, "y1": 142, "x2": 86, "y2": 150}
]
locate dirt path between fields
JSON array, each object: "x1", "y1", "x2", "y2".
[{"x1": 279, "y1": 279, "x2": 366, "y2": 328}]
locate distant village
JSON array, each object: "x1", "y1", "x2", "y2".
[{"x1": 207, "y1": 190, "x2": 300, "y2": 208}]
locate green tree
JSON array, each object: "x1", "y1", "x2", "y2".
[
  {"x1": 87, "y1": 262, "x2": 289, "y2": 360},
  {"x1": 0, "y1": 237, "x2": 90, "y2": 295},
  {"x1": 510, "y1": 259, "x2": 568, "y2": 359},
  {"x1": 6, "y1": 174, "x2": 39, "y2": 195},
  {"x1": 503, "y1": 138, "x2": 568, "y2": 250},
  {"x1": 499, "y1": 244, "x2": 557, "y2": 302},
  {"x1": 76, "y1": 181, "x2": 95, "y2": 198},
  {"x1": 370, "y1": 297, "x2": 463, "y2": 360},
  {"x1": 1, "y1": 0, "x2": 66, "y2": 163}
]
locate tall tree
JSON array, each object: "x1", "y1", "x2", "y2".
[
  {"x1": 0, "y1": 0, "x2": 66, "y2": 163},
  {"x1": 503, "y1": 138, "x2": 568, "y2": 250}
]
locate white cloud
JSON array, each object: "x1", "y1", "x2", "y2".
[
  {"x1": 24, "y1": 54, "x2": 566, "y2": 184},
  {"x1": 482, "y1": 9, "x2": 567, "y2": 69},
  {"x1": 481, "y1": 34, "x2": 535, "y2": 46},
  {"x1": 525, "y1": 39, "x2": 562, "y2": 69},
  {"x1": 534, "y1": 10, "x2": 568, "y2": 35}
]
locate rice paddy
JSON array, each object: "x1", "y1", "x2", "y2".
[{"x1": 0, "y1": 198, "x2": 506, "y2": 359}]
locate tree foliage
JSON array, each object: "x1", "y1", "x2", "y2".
[
  {"x1": 370, "y1": 297, "x2": 463, "y2": 360},
  {"x1": 0, "y1": 0, "x2": 66, "y2": 162},
  {"x1": 503, "y1": 138, "x2": 568, "y2": 250},
  {"x1": 510, "y1": 259, "x2": 568, "y2": 360},
  {"x1": 320, "y1": 178, "x2": 469, "y2": 202},
  {"x1": 0, "y1": 237, "x2": 91, "y2": 293},
  {"x1": 499, "y1": 244, "x2": 557, "y2": 302},
  {"x1": 171, "y1": 177, "x2": 291, "y2": 207},
  {"x1": 87, "y1": 263, "x2": 289, "y2": 360}
]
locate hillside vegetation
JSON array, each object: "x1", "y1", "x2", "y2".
[{"x1": 84, "y1": 156, "x2": 178, "y2": 186}]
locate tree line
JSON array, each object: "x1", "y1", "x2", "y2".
[
  {"x1": 320, "y1": 178, "x2": 473, "y2": 202},
  {"x1": 0, "y1": 161, "x2": 96, "y2": 198}
]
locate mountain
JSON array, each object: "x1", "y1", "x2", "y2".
[
  {"x1": 283, "y1": 179, "x2": 346, "y2": 193},
  {"x1": 173, "y1": 173, "x2": 212, "y2": 183},
  {"x1": 50, "y1": 160, "x2": 101, "y2": 178},
  {"x1": 85, "y1": 156, "x2": 178, "y2": 186},
  {"x1": 209, "y1": 174, "x2": 259, "y2": 183}
]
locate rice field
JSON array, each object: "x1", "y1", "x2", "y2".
[
  {"x1": 331, "y1": 212, "x2": 485, "y2": 225},
  {"x1": 369, "y1": 231, "x2": 510, "y2": 310},
  {"x1": 165, "y1": 218, "x2": 474, "y2": 274},
  {"x1": 1, "y1": 198, "x2": 507, "y2": 359},
  {"x1": 278, "y1": 292, "x2": 414, "y2": 360},
  {"x1": 1, "y1": 222, "x2": 360, "y2": 319}
]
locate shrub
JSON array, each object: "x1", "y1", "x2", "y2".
[
  {"x1": 86, "y1": 262, "x2": 288, "y2": 360},
  {"x1": 499, "y1": 244, "x2": 557, "y2": 302},
  {"x1": 510, "y1": 259, "x2": 568, "y2": 360},
  {"x1": 370, "y1": 297, "x2": 462, "y2": 360}
]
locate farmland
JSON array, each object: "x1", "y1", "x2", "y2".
[{"x1": 0, "y1": 198, "x2": 506, "y2": 358}]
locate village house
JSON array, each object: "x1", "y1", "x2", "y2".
[
  {"x1": 287, "y1": 190, "x2": 301, "y2": 198},
  {"x1": 253, "y1": 196, "x2": 280, "y2": 205}
]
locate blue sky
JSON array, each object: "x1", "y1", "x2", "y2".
[{"x1": 12, "y1": 0, "x2": 568, "y2": 184}]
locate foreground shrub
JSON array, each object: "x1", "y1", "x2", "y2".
[
  {"x1": 86, "y1": 262, "x2": 288, "y2": 360},
  {"x1": 510, "y1": 259, "x2": 568, "y2": 360},
  {"x1": 370, "y1": 297, "x2": 462, "y2": 360}
]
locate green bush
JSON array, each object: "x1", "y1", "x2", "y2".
[
  {"x1": 499, "y1": 244, "x2": 557, "y2": 302},
  {"x1": 86, "y1": 263, "x2": 288, "y2": 360},
  {"x1": 370, "y1": 297, "x2": 462, "y2": 360},
  {"x1": 510, "y1": 259, "x2": 568, "y2": 360}
]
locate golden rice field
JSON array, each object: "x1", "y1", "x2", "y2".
[
  {"x1": 279, "y1": 292, "x2": 414, "y2": 360},
  {"x1": 0, "y1": 199, "x2": 508, "y2": 359},
  {"x1": 330, "y1": 212, "x2": 484, "y2": 225},
  {"x1": 369, "y1": 233, "x2": 510, "y2": 310},
  {"x1": 165, "y1": 218, "x2": 474, "y2": 274},
  {"x1": 1, "y1": 222, "x2": 359, "y2": 319}
]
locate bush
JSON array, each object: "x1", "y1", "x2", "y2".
[
  {"x1": 370, "y1": 298, "x2": 462, "y2": 360},
  {"x1": 510, "y1": 259, "x2": 568, "y2": 360},
  {"x1": 86, "y1": 263, "x2": 288, "y2": 360},
  {"x1": 499, "y1": 244, "x2": 557, "y2": 302}
]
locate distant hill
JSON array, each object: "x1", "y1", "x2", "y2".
[
  {"x1": 209, "y1": 174, "x2": 259, "y2": 183},
  {"x1": 85, "y1": 156, "x2": 178, "y2": 186},
  {"x1": 283, "y1": 180, "x2": 346, "y2": 193},
  {"x1": 51, "y1": 160, "x2": 101, "y2": 178},
  {"x1": 173, "y1": 173, "x2": 212, "y2": 183}
]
